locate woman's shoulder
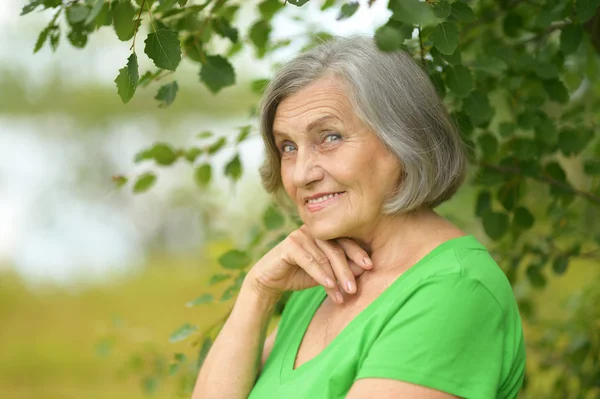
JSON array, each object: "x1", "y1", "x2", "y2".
[{"x1": 405, "y1": 235, "x2": 519, "y2": 314}]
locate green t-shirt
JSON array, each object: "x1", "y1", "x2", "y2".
[{"x1": 248, "y1": 235, "x2": 526, "y2": 399}]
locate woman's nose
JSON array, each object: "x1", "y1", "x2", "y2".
[{"x1": 292, "y1": 146, "x2": 324, "y2": 188}]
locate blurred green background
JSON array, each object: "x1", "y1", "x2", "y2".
[{"x1": 2, "y1": 1, "x2": 600, "y2": 398}]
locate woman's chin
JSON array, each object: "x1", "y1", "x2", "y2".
[{"x1": 306, "y1": 221, "x2": 346, "y2": 242}]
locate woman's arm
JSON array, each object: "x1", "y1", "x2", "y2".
[{"x1": 191, "y1": 281, "x2": 279, "y2": 399}]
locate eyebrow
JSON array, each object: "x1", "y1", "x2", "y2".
[{"x1": 273, "y1": 115, "x2": 341, "y2": 140}]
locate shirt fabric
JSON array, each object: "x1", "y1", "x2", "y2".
[{"x1": 248, "y1": 235, "x2": 526, "y2": 399}]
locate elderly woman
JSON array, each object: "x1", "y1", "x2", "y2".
[{"x1": 192, "y1": 36, "x2": 525, "y2": 399}]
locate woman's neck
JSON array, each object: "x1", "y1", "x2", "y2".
[{"x1": 349, "y1": 208, "x2": 465, "y2": 276}]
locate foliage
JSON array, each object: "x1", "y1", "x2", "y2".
[{"x1": 24, "y1": 0, "x2": 600, "y2": 397}]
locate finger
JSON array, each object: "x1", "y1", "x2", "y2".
[
  {"x1": 315, "y1": 239, "x2": 358, "y2": 296},
  {"x1": 348, "y1": 259, "x2": 366, "y2": 277},
  {"x1": 296, "y1": 240, "x2": 344, "y2": 304},
  {"x1": 335, "y1": 238, "x2": 373, "y2": 270}
]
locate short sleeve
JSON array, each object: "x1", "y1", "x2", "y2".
[{"x1": 355, "y1": 275, "x2": 504, "y2": 399}]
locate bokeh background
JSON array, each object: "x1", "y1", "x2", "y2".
[{"x1": 1, "y1": 1, "x2": 599, "y2": 398}]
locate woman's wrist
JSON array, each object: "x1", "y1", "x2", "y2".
[{"x1": 239, "y1": 276, "x2": 282, "y2": 313}]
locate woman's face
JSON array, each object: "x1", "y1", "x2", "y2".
[{"x1": 273, "y1": 75, "x2": 402, "y2": 241}]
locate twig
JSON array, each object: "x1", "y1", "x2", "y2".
[
  {"x1": 480, "y1": 162, "x2": 600, "y2": 205},
  {"x1": 130, "y1": 0, "x2": 146, "y2": 51}
]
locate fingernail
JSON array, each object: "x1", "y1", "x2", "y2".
[
  {"x1": 363, "y1": 258, "x2": 373, "y2": 267},
  {"x1": 325, "y1": 277, "x2": 335, "y2": 288},
  {"x1": 346, "y1": 281, "x2": 355, "y2": 294},
  {"x1": 335, "y1": 291, "x2": 344, "y2": 304}
]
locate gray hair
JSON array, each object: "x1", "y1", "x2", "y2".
[{"x1": 258, "y1": 35, "x2": 467, "y2": 215}]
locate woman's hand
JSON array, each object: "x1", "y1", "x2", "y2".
[{"x1": 246, "y1": 225, "x2": 373, "y2": 305}]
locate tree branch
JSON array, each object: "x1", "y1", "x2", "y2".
[
  {"x1": 130, "y1": 0, "x2": 146, "y2": 51},
  {"x1": 480, "y1": 162, "x2": 600, "y2": 205}
]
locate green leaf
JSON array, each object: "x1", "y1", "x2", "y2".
[
  {"x1": 249, "y1": 20, "x2": 271, "y2": 58},
  {"x1": 482, "y1": 210, "x2": 509, "y2": 240},
  {"x1": 200, "y1": 55, "x2": 236, "y2": 93},
  {"x1": 212, "y1": 17, "x2": 238, "y2": 43},
  {"x1": 533, "y1": 112, "x2": 558, "y2": 146},
  {"x1": 155, "y1": 81, "x2": 178, "y2": 107},
  {"x1": 138, "y1": 70, "x2": 161, "y2": 87},
  {"x1": 452, "y1": 111, "x2": 473, "y2": 136},
  {"x1": 375, "y1": 25, "x2": 405, "y2": 52},
  {"x1": 112, "y1": 175, "x2": 128, "y2": 188},
  {"x1": 544, "y1": 161, "x2": 566, "y2": 182},
  {"x1": 208, "y1": 273, "x2": 231, "y2": 285},
  {"x1": 338, "y1": 2, "x2": 359, "y2": 20},
  {"x1": 560, "y1": 24, "x2": 583, "y2": 54},
  {"x1": 197, "y1": 131, "x2": 213, "y2": 139},
  {"x1": 67, "y1": 5, "x2": 90, "y2": 25},
  {"x1": 114, "y1": 53, "x2": 139, "y2": 104},
  {"x1": 133, "y1": 172, "x2": 157, "y2": 193},
  {"x1": 475, "y1": 190, "x2": 491, "y2": 217},
  {"x1": 583, "y1": 160, "x2": 600, "y2": 175},
  {"x1": 34, "y1": 24, "x2": 54, "y2": 53},
  {"x1": 21, "y1": 0, "x2": 45, "y2": 16},
  {"x1": 450, "y1": 2, "x2": 474, "y2": 22},
  {"x1": 430, "y1": 46, "x2": 461, "y2": 66},
  {"x1": 194, "y1": 164, "x2": 212, "y2": 187},
  {"x1": 472, "y1": 55, "x2": 507, "y2": 76},
  {"x1": 259, "y1": 0, "x2": 285, "y2": 20},
  {"x1": 145, "y1": 27, "x2": 182, "y2": 71},
  {"x1": 389, "y1": 0, "x2": 437, "y2": 26},
  {"x1": 499, "y1": 122, "x2": 515, "y2": 138},
  {"x1": 111, "y1": 0, "x2": 136, "y2": 41},
  {"x1": 49, "y1": 30, "x2": 60, "y2": 51},
  {"x1": 503, "y1": 13, "x2": 523, "y2": 37},
  {"x1": 463, "y1": 91, "x2": 493, "y2": 126},
  {"x1": 321, "y1": 0, "x2": 336, "y2": 10},
  {"x1": 207, "y1": 137, "x2": 227, "y2": 154},
  {"x1": 185, "y1": 294, "x2": 214, "y2": 307},
  {"x1": 511, "y1": 138, "x2": 539, "y2": 160},
  {"x1": 526, "y1": 265, "x2": 546, "y2": 288},
  {"x1": 543, "y1": 79, "x2": 569, "y2": 103},
  {"x1": 68, "y1": 28, "x2": 88, "y2": 48},
  {"x1": 429, "y1": 71, "x2": 446, "y2": 98},
  {"x1": 185, "y1": 147, "x2": 202, "y2": 163},
  {"x1": 575, "y1": 0, "x2": 600, "y2": 22},
  {"x1": 251, "y1": 78, "x2": 270, "y2": 94},
  {"x1": 552, "y1": 255, "x2": 569, "y2": 275},
  {"x1": 237, "y1": 126, "x2": 251, "y2": 143},
  {"x1": 287, "y1": 0, "x2": 310, "y2": 6},
  {"x1": 168, "y1": 323, "x2": 197, "y2": 343},
  {"x1": 513, "y1": 206, "x2": 534, "y2": 229},
  {"x1": 445, "y1": 65, "x2": 472, "y2": 97},
  {"x1": 431, "y1": 22, "x2": 459, "y2": 55},
  {"x1": 432, "y1": 1, "x2": 451, "y2": 18},
  {"x1": 135, "y1": 142, "x2": 177, "y2": 165},
  {"x1": 558, "y1": 128, "x2": 594, "y2": 156},
  {"x1": 498, "y1": 181, "x2": 520, "y2": 211},
  {"x1": 478, "y1": 133, "x2": 498, "y2": 160},
  {"x1": 263, "y1": 205, "x2": 285, "y2": 230},
  {"x1": 218, "y1": 250, "x2": 251, "y2": 270},
  {"x1": 197, "y1": 337, "x2": 212, "y2": 368},
  {"x1": 85, "y1": 0, "x2": 106, "y2": 26},
  {"x1": 225, "y1": 153, "x2": 242, "y2": 181}
]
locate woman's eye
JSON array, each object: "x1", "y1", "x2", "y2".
[
  {"x1": 281, "y1": 143, "x2": 296, "y2": 153},
  {"x1": 324, "y1": 133, "x2": 342, "y2": 143}
]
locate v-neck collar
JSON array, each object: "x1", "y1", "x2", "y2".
[{"x1": 279, "y1": 235, "x2": 483, "y2": 383}]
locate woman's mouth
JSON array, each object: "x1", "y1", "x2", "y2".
[{"x1": 305, "y1": 192, "x2": 345, "y2": 212}]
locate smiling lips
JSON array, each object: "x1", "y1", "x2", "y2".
[{"x1": 305, "y1": 192, "x2": 345, "y2": 212}]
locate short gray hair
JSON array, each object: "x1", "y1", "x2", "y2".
[{"x1": 258, "y1": 35, "x2": 467, "y2": 215}]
